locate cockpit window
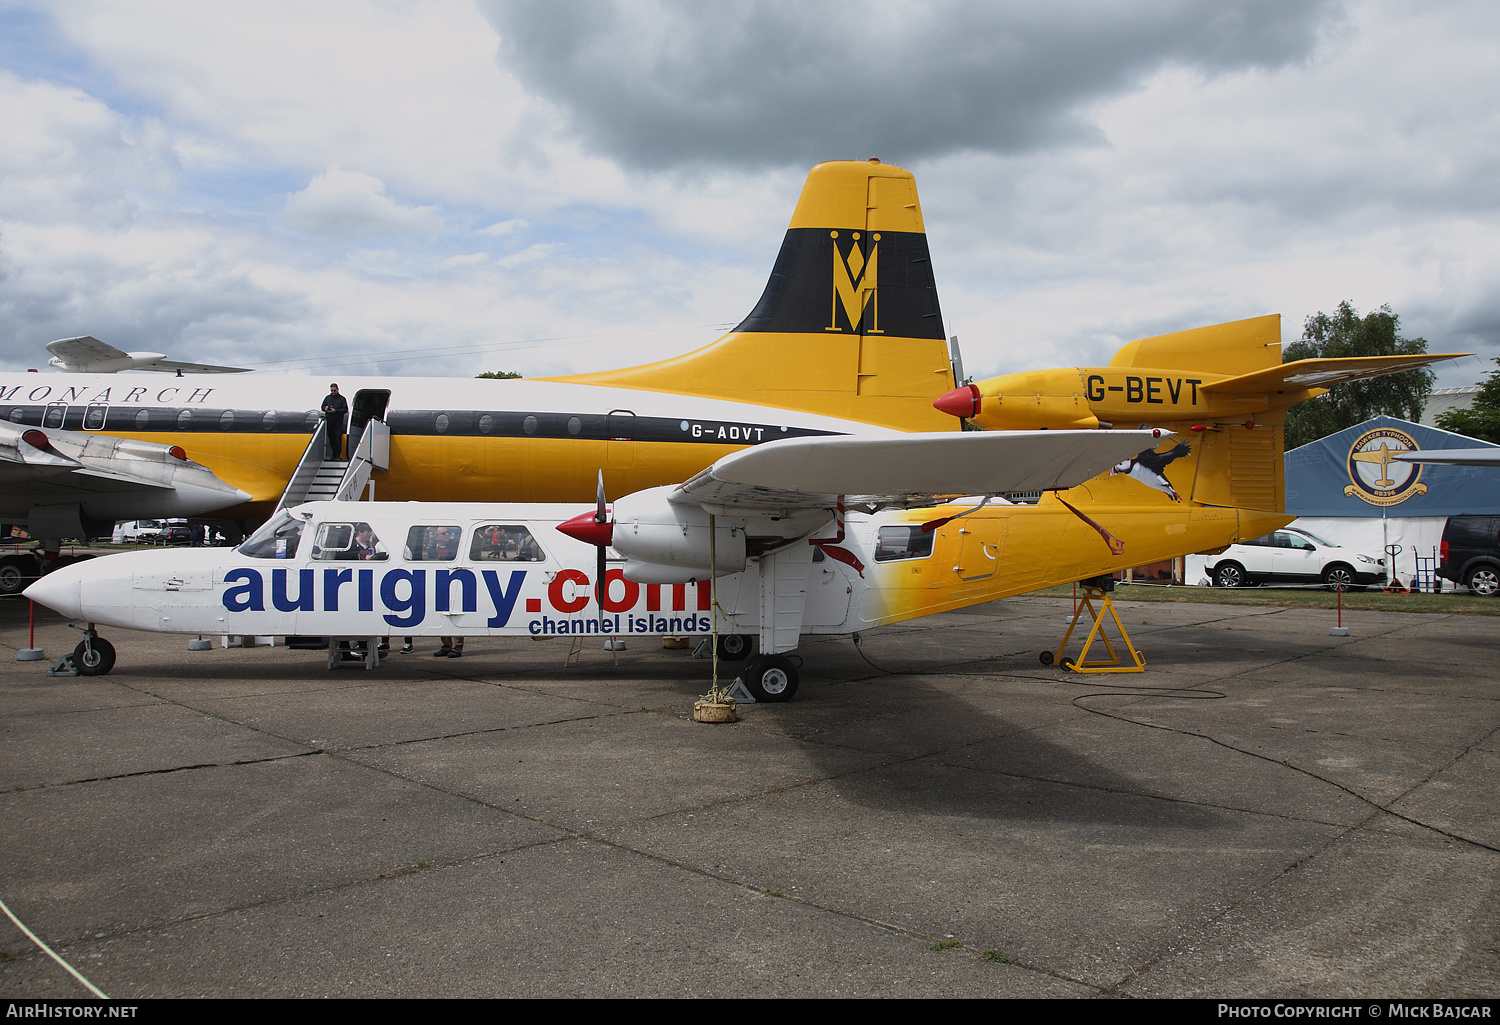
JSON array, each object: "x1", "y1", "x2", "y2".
[
  {"x1": 315, "y1": 523, "x2": 353, "y2": 557},
  {"x1": 470, "y1": 524, "x2": 547, "y2": 562},
  {"x1": 238, "y1": 511, "x2": 305, "y2": 560},
  {"x1": 874, "y1": 525, "x2": 935, "y2": 563},
  {"x1": 313, "y1": 521, "x2": 387, "y2": 561}
]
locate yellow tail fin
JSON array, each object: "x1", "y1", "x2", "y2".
[{"x1": 544, "y1": 161, "x2": 958, "y2": 432}]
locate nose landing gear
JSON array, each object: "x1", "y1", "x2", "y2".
[{"x1": 46, "y1": 623, "x2": 117, "y2": 677}]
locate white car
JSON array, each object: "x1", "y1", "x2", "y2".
[
  {"x1": 1203, "y1": 527, "x2": 1386, "y2": 590},
  {"x1": 111, "y1": 519, "x2": 168, "y2": 543}
]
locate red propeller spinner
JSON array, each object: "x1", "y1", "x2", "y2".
[
  {"x1": 933, "y1": 383, "x2": 981, "y2": 419},
  {"x1": 556, "y1": 510, "x2": 613, "y2": 547}
]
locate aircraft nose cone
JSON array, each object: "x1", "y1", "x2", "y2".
[
  {"x1": 556, "y1": 510, "x2": 614, "y2": 548},
  {"x1": 25, "y1": 568, "x2": 82, "y2": 619},
  {"x1": 934, "y1": 383, "x2": 981, "y2": 419}
]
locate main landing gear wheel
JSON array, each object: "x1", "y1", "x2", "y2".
[
  {"x1": 716, "y1": 634, "x2": 753, "y2": 661},
  {"x1": 739, "y1": 654, "x2": 799, "y2": 702},
  {"x1": 1039, "y1": 650, "x2": 1055, "y2": 666},
  {"x1": 72, "y1": 637, "x2": 116, "y2": 676},
  {"x1": 0, "y1": 557, "x2": 32, "y2": 596}
]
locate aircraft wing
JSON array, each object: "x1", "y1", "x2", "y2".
[
  {"x1": 0, "y1": 423, "x2": 249, "y2": 534},
  {"x1": 1392, "y1": 448, "x2": 1500, "y2": 467},
  {"x1": 1201, "y1": 354, "x2": 1469, "y2": 395},
  {"x1": 672, "y1": 429, "x2": 1158, "y2": 511},
  {"x1": 46, "y1": 336, "x2": 250, "y2": 374}
]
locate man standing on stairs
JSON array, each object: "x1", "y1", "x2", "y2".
[{"x1": 322, "y1": 383, "x2": 348, "y2": 460}]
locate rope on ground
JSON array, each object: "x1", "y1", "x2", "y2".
[{"x1": 0, "y1": 895, "x2": 109, "y2": 999}]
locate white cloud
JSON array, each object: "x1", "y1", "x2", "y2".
[
  {"x1": 281, "y1": 168, "x2": 444, "y2": 240},
  {"x1": 477, "y1": 218, "x2": 527, "y2": 237}
]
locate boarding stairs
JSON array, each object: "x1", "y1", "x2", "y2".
[{"x1": 275, "y1": 417, "x2": 390, "y2": 514}]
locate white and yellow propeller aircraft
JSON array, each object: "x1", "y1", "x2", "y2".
[{"x1": 28, "y1": 421, "x2": 1294, "y2": 691}]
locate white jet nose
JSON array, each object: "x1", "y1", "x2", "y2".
[{"x1": 24, "y1": 567, "x2": 83, "y2": 618}]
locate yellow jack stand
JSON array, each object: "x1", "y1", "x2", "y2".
[{"x1": 1041, "y1": 586, "x2": 1146, "y2": 673}]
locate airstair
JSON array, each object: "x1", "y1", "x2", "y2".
[{"x1": 275, "y1": 416, "x2": 390, "y2": 513}]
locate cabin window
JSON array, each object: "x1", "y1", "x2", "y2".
[
  {"x1": 477, "y1": 414, "x2": 493, "y2": 434},
  {"x1": 404, "y1": 525, "x2": 461, "y2": 561},
  {"x1": 567, "y1": 415, "x2": 582, "y2": 436},
  {"x1": 874, "y1": 525, "x2": 935, "y2": 563},
  {"x1": 470, "y1": 524, "x2": 547, "y2": 562},
  {"x1": 262, "y1": 411, "x2": 277, "y2": 431},
  {"x1": 8, "y1": 408, "x2": 24, "y2": 424},
  {"x1": 435, "y1": 413, "x2": 450, "y2": 434},
  {"x1": 176, "y1": 409, "x2": 192, "y2": 429},
  {"x1": 219, "y1": 410, "x2": 234, "y2": 430},
  {"x1": 522, "y1": 415, "x2": 538, "y2": 435},
  {"x1": 238, "y1": 512, "x2": 305, "y2": 560},
  {"x1": 134, "y1": 408, "x2": 150, "y2": 429},
  {"x1": 44, "y1": 405, "x2": 65, "y2": 429}
]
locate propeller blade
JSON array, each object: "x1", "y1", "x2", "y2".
[
  {"x1": 597, "y1": 544, "x2": 608, "y2": 631},
  {"x1": 595, "y1": 468, "x2": 607, "y2": 523}
]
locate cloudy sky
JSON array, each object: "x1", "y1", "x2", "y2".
[{"x1": 0, "y1": 0, "x2": 1495, "y2": 389}]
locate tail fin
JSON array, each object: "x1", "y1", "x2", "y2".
[{"x1": 544, "y1": 161, "x2": 958, "y2": 432}]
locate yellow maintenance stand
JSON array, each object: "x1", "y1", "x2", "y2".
[{"x1": 1041, "y1": 582, "x2": 1146, "y2": 674}]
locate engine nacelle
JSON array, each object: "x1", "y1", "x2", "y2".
[{"x1": 611, "y1": 486, "x2": 747, "y2": 582}]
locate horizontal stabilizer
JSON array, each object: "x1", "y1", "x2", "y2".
[
  {"x1": 1201, "y1": 354, "x2": 1468, "y2": 396},
  {"x1": 676, "y1": 429, "x2": 1157, "y2": 511},
  {"x1": 1393, "y1": 447, "x2": 1500, "y2": 467}
]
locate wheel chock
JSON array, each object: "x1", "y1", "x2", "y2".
[
  {"x1": 45, "y1": 654, "x2": 79, "y2": 677},
  {"x1": 725, "y1": 677, "x2": 757, "y2": 704}
]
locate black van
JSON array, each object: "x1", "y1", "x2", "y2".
[{"x1": 1437, "y1": 516, "x2": 1500, "y2": 596}]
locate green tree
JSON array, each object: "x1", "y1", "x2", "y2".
[
  {"x1": 1282, "y1": 301, "x2": 1434, "y2": 450},
  {"x1": 475, "y1": 370, "x2": 522, "y2": 379},
  {"x1": 1434, "y1": 357, "x2": 1500, "y2": 444}
]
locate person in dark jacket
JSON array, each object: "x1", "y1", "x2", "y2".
[{"x1": 322, "y1": 384, "x2": 348, "y2": 459}]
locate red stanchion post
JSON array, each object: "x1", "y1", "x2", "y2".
[
  {"x1": 17, "y1": 600, "x2": 45, "y2": 660},
  {"x1": 1330, "y1": 581, "x2": 1350, "y2": 636}
]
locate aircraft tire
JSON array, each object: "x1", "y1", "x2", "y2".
[
  {"x1": 0, "y1": 556, "x2": 33, "y2": 596},
  {"x1": 742, "y1": 654, "x2": 798, "y2": 702},
  {"x1": 1039, "y1": 650, "x2": 1054, "y2": 665},
  {"x1": 716, "y1": 634, "x2": 753, "y2": 661},
  {"x1": 73, "y1": 638, "x2": 116, "y2": 676}
]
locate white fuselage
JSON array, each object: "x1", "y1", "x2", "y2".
[{"x1": 26, "y1": 500, "x2": 874, "y2": 643}]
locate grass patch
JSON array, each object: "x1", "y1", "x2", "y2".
[
  {"x1": 931, "y1": 939, "x2": 962, "y2": 951},
  {"x1": 980, "y1": 949, "x2": 1017, "y2": 964},
  {"x1": 1030, "y1": 584, "x2": 1500, "y2": 616}
]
